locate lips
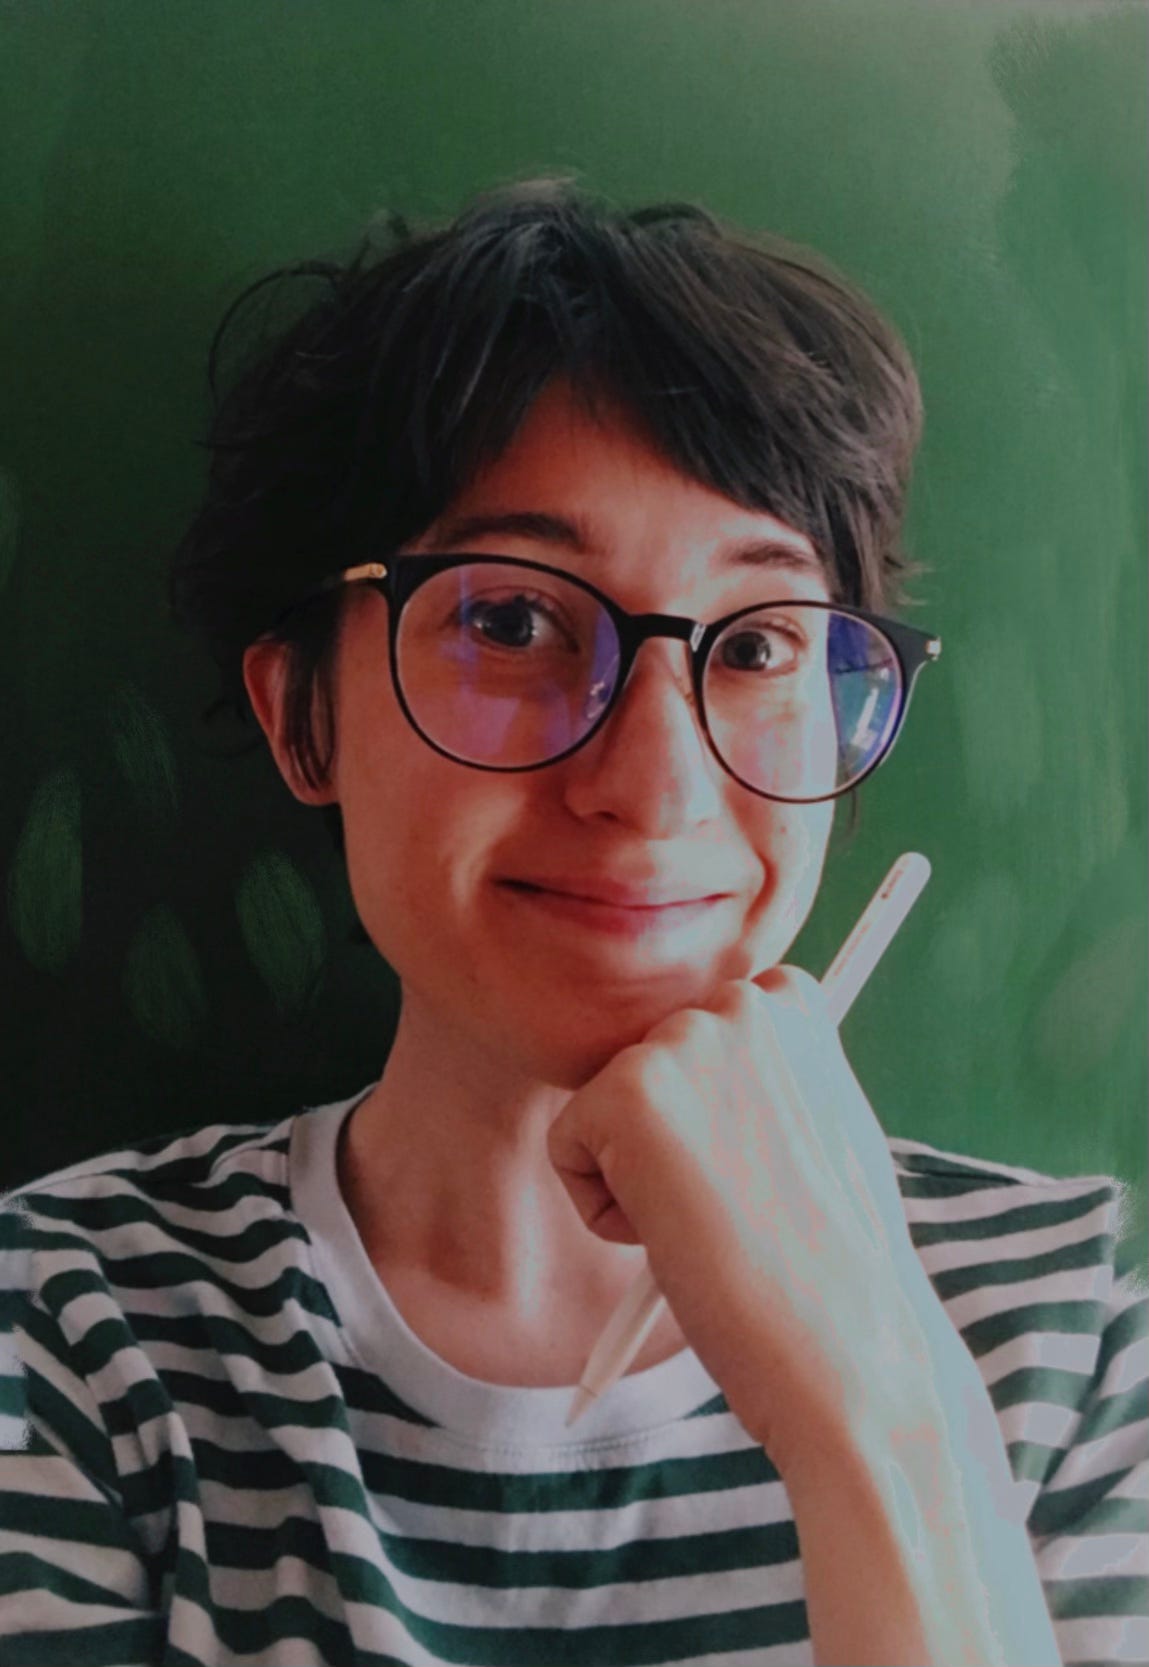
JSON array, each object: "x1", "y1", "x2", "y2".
[
  {"x1": 501, "y1": 881, "x2": 727, "y2": 942},
  {"x1": 503, "y1": 879, "x2": 722, "y2": 908}
]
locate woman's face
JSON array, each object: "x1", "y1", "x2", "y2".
[{"x1": 253, "y1": 378, "x2": 837, "y2": 1090}]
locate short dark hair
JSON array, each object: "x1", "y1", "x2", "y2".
[{"x1": 168, "y1": 173, "x2": 927, "y2": 874}]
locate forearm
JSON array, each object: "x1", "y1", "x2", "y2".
[{"x1": 780, "y1": 1346, "x2": 1062, "y2": 1667}]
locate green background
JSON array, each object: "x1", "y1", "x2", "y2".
[{"x1": 2, "y1": 1, "x2": 1146, "y2": 1279}]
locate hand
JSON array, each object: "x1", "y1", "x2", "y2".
[{"x1": 546, "y1": 964, "x2": 943, "y2": 1471}]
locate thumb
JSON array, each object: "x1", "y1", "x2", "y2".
[{"x1": 547, "y1": 1081, "x2": 645, "y2": 1248}]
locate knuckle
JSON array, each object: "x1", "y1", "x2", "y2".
[
  {"x1": 625, "y1": 1044, "x2": 686, "y2": 1127},
  {"x1": 647, "y1": 1004, "x2": 717, "y2": 1049},
  {"x1": 682, "y1": 987, "x2": 746, "y2": 1035},
  {"x1": 787, "y1": 964, "x2": 823, "y2": 1006},
  {"x1": 623, "y1": 1040, "x2": 667, "y2": 1106},
  {"x1": 768, "y1": 962, "x2": 825, "y2": 1018},
  {"x1": 711, "y1": 981, "x2": 753, "y2": 1018},
  {"x1": 649, "y1": 1007, "x2": 696, "y2": 1043}
]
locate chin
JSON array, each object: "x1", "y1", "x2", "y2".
[
  {"x1": 503, "y1": 978, "x2": 721, "y2": 1092},
  {"x1": 534, "y1": 1034, "x2": 645, "y2": 1094}
]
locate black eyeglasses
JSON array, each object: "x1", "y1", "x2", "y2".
[{"x1": 263, "y1": 552, "x2": 941, "y2": 805}]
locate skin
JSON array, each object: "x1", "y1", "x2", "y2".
[{"x1": 243, "y1": 375, "x2": 837, "y2": 1386}]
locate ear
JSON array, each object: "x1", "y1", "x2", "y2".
[{"x1": 242, "y1": 638, "x2": 338, "y2": 808}]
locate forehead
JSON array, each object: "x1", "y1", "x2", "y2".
[{"x1": 413, "y1": 378, "x2": 827, "y2": 587}]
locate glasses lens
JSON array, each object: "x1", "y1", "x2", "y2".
[
  {"x1": 703, "y1": 605, "x2": 903, "y2": 799},
  {"x1": 396, "y1": 563, "x2": 621, "y2": 767},
  {"x1": 396, "y1": 564, "x2": 903, "y2": 798}
]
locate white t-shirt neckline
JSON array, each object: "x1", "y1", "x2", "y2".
[{"x1": 289, "y1": 1086, "x2": 722, "y2": 1450}]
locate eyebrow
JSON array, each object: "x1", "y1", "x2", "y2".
[{"x1": 424, "y1": 509, "x2": 826, "y2": 577}]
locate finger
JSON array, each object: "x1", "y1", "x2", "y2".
[
  {"x1": 753, "y1": 962, "x2": 825, "y2": 1017},
  {"x1": 559, "y1": 1166, "x2": 643, "y2": 1246},
  {"x1": 749, "y1": 992, "x2": 839, "y2": 1164},
  {"x1": 750, "y1": 970, "x2": 823, "y2": 1066}
]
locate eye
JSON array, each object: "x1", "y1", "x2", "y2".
[
  {"x1": 453, "y1": 592, "x2": 579, "y2": 653},
  {"x1": 715, "y1": 620, "x2": 807, "y2": 674}
]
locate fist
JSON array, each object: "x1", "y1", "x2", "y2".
[{"x1": 546, "y1": 964, "x2": 939, "y2": 1466}]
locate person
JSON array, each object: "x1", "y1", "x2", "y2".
[{"x1": 1, "y1": 176, "x2": 1144, "y2": 1665}]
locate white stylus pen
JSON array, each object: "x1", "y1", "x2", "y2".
[{"x1": 565, "y1": 850, "x2": 932, "y2": 1429}]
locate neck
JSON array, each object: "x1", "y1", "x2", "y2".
[{"x1": 336, "y1": 997, "x2": 648, "y2": 1320}]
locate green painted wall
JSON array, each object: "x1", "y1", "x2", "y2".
[{"x1": 2, "y1": 0, "x2": 1145, "y2": 1279}]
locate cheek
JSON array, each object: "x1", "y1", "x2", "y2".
[
  {"x1": 335, "y1": 712, "x2": 527, "y2": 974},
  {"x1": 328, "y1": 668, "x2": 437, "y2": 943},
  {"x1": 728, "y1": 802, "x2": 835, "y2": 978},
  {"x1": 784, "y1": 804, "x2": 835, "y2": 925}
]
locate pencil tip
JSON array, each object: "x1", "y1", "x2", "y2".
[{"x1": 565, "y1": 1385, "x2": 596, "y2": 1428}]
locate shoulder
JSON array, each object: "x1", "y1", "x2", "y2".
[
  {"x1": 0, "y1": 1110, "x2": 316, "y2": 1463},
  {"x1": 886, "y1": 1128, "x2": 1136, "y2": 1269},
  {"x1": 887, "y1": 1128, "x2": 1138, "y2": 1295},
  {"x1": 0, "y1": 1112, "x2": 301, "y2": 1298},
  {"x1": 886, "y1": 1132, "x2": 1147, "y2": 1536},
  {"x1": 886, "y1": 1129, "x2": 1144, "y2": 1410}
]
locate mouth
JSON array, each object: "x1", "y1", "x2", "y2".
[{"x1": 499, "y1": 881, "x2": 728, "y2": 940}]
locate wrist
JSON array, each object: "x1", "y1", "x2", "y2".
[
  {"x1": 779, "y1": 1399, "x2": 1012, "y2": 1667},
  {"x1": 760, "y1": 1295, "x2": 941, "y2": 1484},
  {"x1": 778, "y1": 1354, "x2": 951, "y2": 1502}
]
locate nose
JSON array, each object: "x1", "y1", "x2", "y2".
[{"x1": 561, "y1": 637, "x2": 726, "y2": 833}]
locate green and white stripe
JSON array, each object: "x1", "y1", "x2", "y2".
[{"x1": 0, "y1": 1088, "x2": 1145, "y2": 1665}]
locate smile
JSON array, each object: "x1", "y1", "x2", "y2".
[{"x1": 500, "y1": 882, "x2": 726, "y2": 939}]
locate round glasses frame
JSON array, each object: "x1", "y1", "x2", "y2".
[{"x1": 265, "y1": 552, "x2": 942, "y2": 806}]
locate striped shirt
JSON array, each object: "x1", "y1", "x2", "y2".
[{"x1": 0, "y1": 1082, "x2": 1146, "y2": 1666}]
